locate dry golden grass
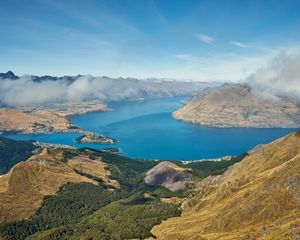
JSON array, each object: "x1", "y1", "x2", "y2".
[
  {"x1": 0, "y1": 108, "x2": 72, "y2": 133},
  {"x1": 173, "y1": 85, "x2": 300, "y2": 128},
  {"x1": 0, "y1": 148, "x2": 118, "y2": 223},
  {"x1": 67, "y1": 155, "x2": 119, "y2": 189},
  {"x1": 152, "y1": 131, "x2": 300, "y2": 239}
]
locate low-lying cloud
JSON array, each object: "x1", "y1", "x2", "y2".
[
  {"x1": 0, "y1": 75, "x2": 215, "y2": 107},
  {"x1": 247, "y1": 52, "x2": 300, "y2": 102}
]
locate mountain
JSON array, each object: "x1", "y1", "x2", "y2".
[
  {"x1": 0, "y1": 71, "x2": 18, "y2": 80},
  {"x1": 151, "y1": 131, "x2": 300, "y2": 239},
  {"x1": 0, "y1": 148, "x2": 118, "y2": 223},
  {"x1": 0, "y1": 138, "x2": 246, "y2": 240},
  {"x1": 0, "y1": 71, "x2": 221, "y2": 108},
  {"x1": 0, "y1": 71, "x2": 75, "y2": 82},
  {"x1": 173, "y1": 84, "x2": 300, "y2": 128}
]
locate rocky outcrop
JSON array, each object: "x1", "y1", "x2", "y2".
[
  {"x1": 145, "y1": 161, "x2": 193, "y2": 192},
  {"x1": 173, "y1": 84, "x2": 300, "y2": 128}
]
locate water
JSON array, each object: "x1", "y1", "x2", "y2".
[{"x1": 5, "y1": 97, "x2": 297, "y2": 160}]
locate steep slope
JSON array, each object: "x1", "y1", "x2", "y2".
[
  {"x1": 173, "y1": 84, "x2": 300, "y2": 128},
  {"x1": 151, "y1": 131, "x2": 300, "y2": 239},
  {"x1": 0, "y1": 148, "x2": 118, "y2": 223}
]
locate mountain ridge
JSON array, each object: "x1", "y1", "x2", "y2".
[
  {"x1": 151, "y1": 131, "x2": 300, "y2": 239},
  {"x1": 173, "y1": 84, "x2": 300, "y2": 128}
]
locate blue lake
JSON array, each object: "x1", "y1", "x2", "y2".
[{"x1": 5, "y1": 97, "x2": 298, "y2": 160}]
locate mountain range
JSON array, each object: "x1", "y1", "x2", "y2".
[{"x1": 0, "y1": 71, "x2": 220, "y2": 106}]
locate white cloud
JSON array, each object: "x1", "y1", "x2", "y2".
[
  {"x1": 171, "y1": 46, "x2": 300, "y2": 82},
  {"x1": 172, "y1": 51, "x2": 274, "y2": 81},
  {"x1": 0, "y1": 75, "x2": 211, "y2": 107},
  {"x1": 230, "y1": 41, "x2": 249, "y2": 48},
  {"x1": 247, "y1": 52, "x2": 300, "y2": 102},
  {"x1": 195, "y1": 33, "x2": 215, "y2": 44}
]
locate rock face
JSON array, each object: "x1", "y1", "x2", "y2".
[
  {"x1": 144, "y1": 162, "x2": 193, "y2": 192},
  {"x1": 151, "y1": 131, "x2": 300, "y2": 239},
  {"x1": 173, "y1": 84, "x2": 300, "y2": 128}
]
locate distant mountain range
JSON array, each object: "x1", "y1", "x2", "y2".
[
  {"x1": 0, "y1": 71, "x2": 221, "y2": 107},
  {"x1": 173, "y1": 84, "x2": 300, "y2": 128},
  {"x1": 0, "y1": 71, "x2": 80, "y2": 83},
  {"x1": 0, "y1": 71, "x2": 19, "y2": 80}
]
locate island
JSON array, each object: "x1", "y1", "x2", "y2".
[{"x1": 75, "y1": 132, "x2": 117, "y2": 144}]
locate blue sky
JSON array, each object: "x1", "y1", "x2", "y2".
[{"x1": 0, "y1": 0, "x2": 300, "y2": 81}]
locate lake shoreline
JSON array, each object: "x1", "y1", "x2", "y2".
[{"x1": 3, "y1": 97, "x2": 297, "y2": 160}]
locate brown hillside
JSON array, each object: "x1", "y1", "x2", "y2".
[
  {"x1": 151, "y1": 131, "x2": 300, "y2": 239},
  {"x1": 145, "y1": 161, "x2": 193, "y2": 192},
  {"x1": 0, "y1": 148, "x2": 118, "y2": 223},
  {"x1": 173, "y1": 85, "x2": 300, "y2": 128},
  {"x1": 0, "y1": 108, "x2": 73, "y2": 133}
]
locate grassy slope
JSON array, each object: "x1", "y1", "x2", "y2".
[
  {"x1": 0, "y1": 141, "x2": 247, "y2": 240},
  {"x1": 152, "y1": 131, "x2": 300, "y2": 239},
  {"x1": 181, "y1": 153, "x2": 249, "y2": 178}
]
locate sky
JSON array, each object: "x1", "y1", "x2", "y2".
[{"x1": 1, "y1": 0, "x2": 300, "y2": 81}]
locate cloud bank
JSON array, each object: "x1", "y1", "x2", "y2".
[
  {"x1": 0, "y1": 75, "x2": 215, "y2": 107},
  {"x1": 247, "y1": 52, "x2": 300, "y2": 102}
]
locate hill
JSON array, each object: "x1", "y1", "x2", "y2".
[
  {"x1": 0, "y1": 148, "x2": 118, "y2": 223},
  {"x1": 145, "y1": 161, "x2": 193, "y2": 192},
  {"x1": 151, "y1": 131, "x2": 300, "y2": 239},
  {"x1": 0, "y1": 100, "x2": 109, "y2": 134},
  {"x1": 173, "y1": 84, "x2": 300, "y2": 128},
  {"x1": 0, "y1": 138, "x2": 246, "y2": 240},
  {"x1": 0, "y1": 108, "x2": 75, "y2": 134}
]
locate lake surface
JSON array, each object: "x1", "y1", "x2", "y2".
[{"x1": 5, "y1": 97, "x2": 297, "y2": 160}]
